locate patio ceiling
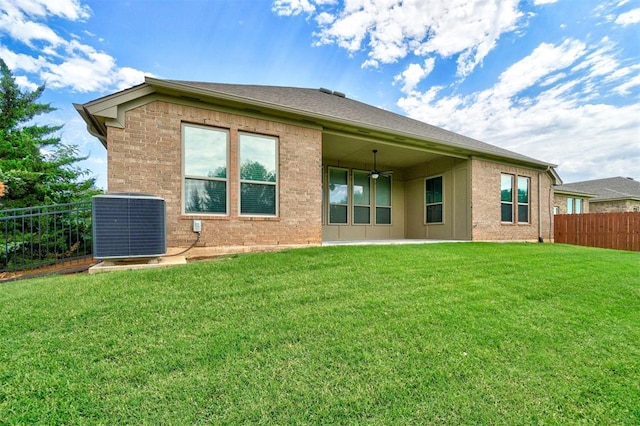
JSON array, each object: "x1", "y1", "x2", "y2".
[{"x1": 322, "y1": 132, "x2": 448, "y2": 170}]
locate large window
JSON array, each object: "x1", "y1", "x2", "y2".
[
  {"x1": 353, "y1": 171, "x2": 371, "y2": 224},
  {"x1": 328, "y1": 169, "x2": 392, "y2": 225},
  {"x1": 426, "y1": 176, "x2": 444, "y2": 223},
  {"x1": 329, "y1": 168, "x2": 348, "y2": 224},
  {"x1": 517, "y1": 176, "x2": 530, "y2": 223},
  {"x1": 239, "y1": 133, "x2": 278, "y2": 216},
  {"x1": 501, "y1": 173, "x2": 530, "y2": 223},
  {"x1": 183, "y1": 124, "x2": 228, "y2": 214},
  {"x1": 375, "y1": 174, "x2": 392, "y2": 225},
  {"x1": 501, "y1": 174, "x2": 514, "y2": 222}
]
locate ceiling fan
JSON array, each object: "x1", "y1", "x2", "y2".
[{"x1": 369, "y1": 149, "x2": 393, "y2": 180}]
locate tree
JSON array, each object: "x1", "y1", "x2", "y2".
[{"x1": 0, "y1": 58, "x2": 98, "y2": 209}]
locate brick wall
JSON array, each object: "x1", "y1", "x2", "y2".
[
  {"x1": 470, "y1": 158, "x2": 554, "y2": 242},
  {"x1": 589, "y1": 200, "x2": 640, "y2": 213},
  {"x1": 106, "y1": 100, "x2": 323, "y2": 256}
]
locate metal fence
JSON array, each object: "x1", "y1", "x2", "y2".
[
  {"x1": 1, "y1": 201, "x2": 93, "y2": 274},
  {"x1": 554, "y1": 212, "x2": 640, "y2": 251}
]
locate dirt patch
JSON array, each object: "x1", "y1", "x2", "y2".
[{"x1": 1, "y1": 256, "x2": 97, "y2": 282}]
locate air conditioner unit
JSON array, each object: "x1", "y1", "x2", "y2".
[{"x1": 92, "y1": 193, "x2": 166, "y2": 260}]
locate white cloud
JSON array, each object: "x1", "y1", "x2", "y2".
[
  {"x1": 272, "y1": 0, "x2": 316, "y2": 16},
  {"x1": 394, "y1": 58, "x2": 436, "y2": 93},
  {"x1": 533, "y1": 0, "x2": 558, "y2": 4},
  {"x1": 0, "y1": 0, "x2": 146, "y2": 93},
  {"x1": 397, "y1": 38, "x2": 640, "y2": 182},
  {"x1": 615, "y1": 8, "x2": 640, "y2": 25},
  {"x1": 3, "y1": 0, "x2": 91, "y2": 20},
  {"x1": 14, "y1": 75, "x2": 38, "y2": 90},
  {"x1": 277, "y1": 0, "x2": 524, "y2": 76}
]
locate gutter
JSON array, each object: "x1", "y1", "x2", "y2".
[{"x1": 539, "y1": 172, "x2": 543, "y2": 242}]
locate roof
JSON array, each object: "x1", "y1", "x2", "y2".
[
  {"x1": 75, "y1": 77, "x2": 558, "y2": 173},
  {"x1": 554, "y1": 177, "x2": 640, "y2": 202}
]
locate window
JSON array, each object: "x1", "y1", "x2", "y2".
[
  {"x1": 501, "y1": 174, "x2": 514, "y2": 222},
  {"x1": 575, "y1": 198, "x2": 583, "y2": 214},
  {"x1": 565, "y1": 197, "x2": 584, "y2": 214},
  {"x1": 517, "y1": 176, "x2": 530, "y2": 223},
  {"x1": 375, "y1": 174, "x2": 392, "y2": 225},
  {"x1": 239, "y1": 133, "x2": 277, "y2": 216},
  {"x1": 183, "y1": 124, "x2": 228, "y2": 214},
  {"x1": 553, "y1": 206, "x2": 560, "y2": 215},
  {"x1": 567, "y1": 197, "x2": 574, "y2": 214},
  {"x1": 502, "y1": 174, "x2": 531, "y2": 223},
  {"x1": 353, "y1": 171, "x2": 371, "y2": 224},
  {"x1": 326, "y1": 169, "x2": 393, "y2": 226},
  {"x1": 329, "y1": 168, "x2": 348, "y2": 224},
  {"x1": 426, "y1": 176, "x2": 444, "y2": 223}
]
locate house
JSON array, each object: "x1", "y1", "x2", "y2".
[
  {"x1": 554, "y1": 177, "x2": 640, "y2": 214},
  {"x1": 75, "y1": 78, "x2": 561, "y2": 257},
  {"x1": 552, "y1": 187, "x2": 595, "y2": 215}
]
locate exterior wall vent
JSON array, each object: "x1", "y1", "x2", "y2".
[{"x1": 92, "y1": 193, "x2": 166, "y2": 260}]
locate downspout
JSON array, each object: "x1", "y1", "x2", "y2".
[
  {"x1": 548, "y1": 171, "x2": 554, "y2": 242},
  {"x1": 538, "y1": 171, "x2": 543, "y2": 242}
]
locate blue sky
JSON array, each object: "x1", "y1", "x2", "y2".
[{"x1": 1, "y1": 0, "x2": 638, "y2": 190}]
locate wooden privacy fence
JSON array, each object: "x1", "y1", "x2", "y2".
[{"x1": 554, "y1": 212, "x2": 640, "y2": 251}]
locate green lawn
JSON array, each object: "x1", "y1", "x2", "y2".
[{"x1": 1, "y1": 243, "x2": 639, "y2": 424}]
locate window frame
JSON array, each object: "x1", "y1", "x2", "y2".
[
  {"x1": 517, "y1": 176, "x2": 530, "y2": 224},
  {"x1": 238, "y1": 132, "x2": 279, "y2": 217},
  {"x1": 501, "y1": 173, "x2": 533, "y2": 224},
  {"x1": 574, "y1": 198, "x2": 583, "y2": 214},
  {"x1": 182, "y1": 123, "x2": 229, "y2": 216},
  {"x1": 375, "y1": 174, "x2": 392, "y2": 225},
  {"x1": 501, "y1": 173, "x2": 515, "y2": 223},
  {"x1": 425, "y1": 175, "x2": 444, "y2": 224},
  {"x1": 352, "y1": 170, "x2": 371, "y2": 225},
  {"x1": 328, "y1": 167, "x2": 349, "y2": 225}
]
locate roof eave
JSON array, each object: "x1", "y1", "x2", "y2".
[
  {"x1": 553, "y1": 188, "x2": 597, "y2": 198},
  {"x1": 73, "y1": 103, "x2": 108, "y2": 148},
  {"x1": 145, "y1": 77, "x2": 557, "y2": 170}
]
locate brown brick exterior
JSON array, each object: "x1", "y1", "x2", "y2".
[
  {"x1": 470, "y1": 158, "x2": 554, "y2": 242},
  {"x1": 106, "y1": 100, "x2": 322, "y2": 257},
  {"x1": 589, "y1": 200, "x2": 640, "y2": 213}
]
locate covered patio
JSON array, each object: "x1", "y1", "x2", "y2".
[{"x1": 321, "y1": 130, "x2": 472, "y2": 243}]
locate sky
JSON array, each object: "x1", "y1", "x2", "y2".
[{"x1": 1, "y1": 0, "x2": 638, "y2": 190}]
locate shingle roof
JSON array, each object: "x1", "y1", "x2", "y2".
[
  {"x1": 154, "y1": 79, "x2": 555, "y2": 168},
  {"x1": 554, "y1": 177, "x2": 640, "y2": 201}
]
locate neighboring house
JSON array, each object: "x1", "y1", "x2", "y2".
[
  {"x1": 75, "y1": 78, "x2": 561, "y2": 257},
  {"x1": 552, "y1": 187, "x2": 595, "y2": 215},
  {"x1": 554, "y1": 177, "x2": 640, "y2": 214}
]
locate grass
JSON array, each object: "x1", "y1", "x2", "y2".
[{"x1": 1, "y1": 243, "x2": 639, "y2": 425}]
